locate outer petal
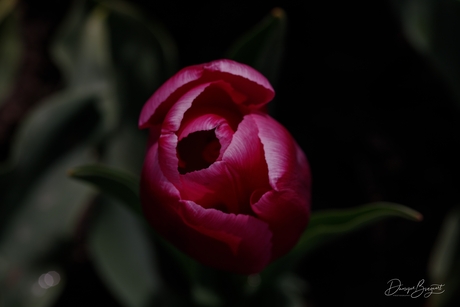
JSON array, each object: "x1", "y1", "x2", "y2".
[
  {"x1": 249, "y1": 112, "x2": 311, "y2": 193},
  {"x1": 141, "y1": 143, "x2": 272, "y2": 274},
  {"x1": 139, "y1": 59, "x2": 275, "y2": 129},
  {"x1": 251, "y1": 189, "x2": 309, "y2": 261},
  {"x1": 161, "y1": 81, "x2": 244, "y2": 135},
  {"x1": 249, "y1": 112, "x2": 311, "y2": 260}
]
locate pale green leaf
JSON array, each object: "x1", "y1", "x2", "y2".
[{"x1": 88, "y1": 199, "x2": 161, "y2": 307}]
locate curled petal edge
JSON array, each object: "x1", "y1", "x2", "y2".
[{"x1": 139, "y1": 59, "x2": 275, "y2": 129}]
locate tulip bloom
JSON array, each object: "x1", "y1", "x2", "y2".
[{"x1": 139, "y1": 59, "x2": 311, "y2": 274}]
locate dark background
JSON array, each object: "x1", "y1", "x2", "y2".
[{"x1": 2, "y1": 0, "x2": 459, "y2": 306}]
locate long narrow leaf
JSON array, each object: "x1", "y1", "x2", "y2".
[
  {"x1": 68, "y1": 164, "x2": 141, "y2": 216},
  {"x1": 262, "y1": 202, "x2": 422, "y2": 282},
  {"x1": 226, "y1": 7, "x2": 286, "y2": 87}
]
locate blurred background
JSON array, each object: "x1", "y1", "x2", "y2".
[{"x1": 1, "y1": 0, "x2": 460, "y2": 306}]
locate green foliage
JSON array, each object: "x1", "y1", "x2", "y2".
[
  {"x1": 0, "y1": 89, "x2": 101, "y2": 233},
  {"x1": 227, "y1": 8, "x2": 286, "y2": 87},
  {"x1": 0, "y1": 0, "x2": 17, "y2": 25},
  {"x1": 295, "y1": 202, "x2": 422, "y2": 254},
  {"x1": 88, "y1": 199, "x2": 162, "y2": 307},
  {"x1": 0, "y1": 0, "x2": 177, "y2": 306},
  {"x1": 262, "y1": 202, "x2": 422, "y2": 282},
  {"x1": 68, "y1": 164, "x2": 141, "y2": 216},
  {"x1": 391, "y1": 0, "x2": 460, "y2": 105},
  {"x1": 0, "y1": 146, "x2": 95, "y2": 307},
  {"x1": 428, "y1": 207, "x2": 460, "y2": 307}
]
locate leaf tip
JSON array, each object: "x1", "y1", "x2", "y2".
[
  {"x1": 271, "y1": 7, "x2": 285, "y2": 19},
  {"x1": 415, "y1": 212, "x2": 424, "y2": 222},
  {"x1": 67, "y1": 168, "x2": 76, "y2": 177}
]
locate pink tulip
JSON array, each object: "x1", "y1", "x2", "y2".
[{"x1": 139, "y1": 59, "x2": 311, "y2": 274}]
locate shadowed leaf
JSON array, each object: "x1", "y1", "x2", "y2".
[
  {"x1": 68, "y1": 164, "x2": 141, "y2": 216},
  {"x1": 262, "y1": 202, "x2": 422, "y2": 282},
  {"x1": 226, "y1": 7, "x2": 286, "y2": 87}
]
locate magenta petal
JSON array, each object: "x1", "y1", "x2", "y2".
[
  {"x1": 222, "y1": 115, "x2": 271, "y2": 197},
  {"x1": 178, "y1": 114, "x2": 227, "y2": 140},
  {"x1": 251, "y1": 189, "x2": 309, "y2": 261},
  {"x1": 176, "y1": 202, "x2": 272, "y2": 274},
  {"x1": 179, "y1": 162, "x2": 234, "y2": 208},
  {"x1": 139, "y1": 65, "x2": 202, "y2": 129},
  {"x1": 162, "y1": 81, "x2": 244, "y2": 134},
  {"x1": 141, "y1": 143, "x2": 182, "y2": 223},
  {"x1": 141, "y1": 144, "x2": 272, "y2": 274},
  {"x1": 177, "y1": 114, "x2": 234, "y2": 161},
  {"x1": 139, "y1": 59, "x2": 274, "y2": 129},
  {"x1": 161, "y1": 83, "x2": 211, "y2": 134},
  {"x1": 202, "y1": 59, "x2": 274, "y2": 108},
  {"x1": 250, "y1": 112, "x2": 311, "y2": 192}
]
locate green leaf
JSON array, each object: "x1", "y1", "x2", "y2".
[
  {"x1": 0, "y1": 146, "x2": 95, "y2": 306},
  {"x1": 52, "y1": 1, "x2": 120, "y2": 133},
  {"x1": 53, "y1": 2, "x2": 112, "y2": 88},
  {"x1": 68, "y1": 165, "x2": 200, "y2": 298},
  {"x1": 104, "y1": 122, "x2": 147, "y2": 177},
  {"x1": 226, "y1": 8, "x2": 286, "y2": 87},
  {"x1": 262, "y1": 202, "x2": 422, "y2": 281},
  {"x1": 0, "y1": 0, "x2": 17, "y2": 24},
  {"x1": 0, "y1": 89, "x2": 101, "y2": 230},
  {"x1": 0, "y1": 146, "x2": 95, "y2": 264},
  {"x1": 101, "y1": 0, "x2": 178, "y2": 122},
  {"x1": 294, "y1": 202, "x2": 422, "y2": 254},
  {"x1": 428, "y1": 206, "x2": 460, "y2": 307},
  {"x1": 88, "y1": 198, "x2": 162, "y2": 307},
  {"x1": 7, "y1": 89, "x2": 99, "y2": 170},
  {"x1": 390, "y1": 0, "x2": 460, "y2": 106},
  {"x1": 68, "y1": 164, "x2": 141, "y2": 216}
]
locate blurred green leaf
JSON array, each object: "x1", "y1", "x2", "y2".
[
  {"x1": 53, "y1": 1, "x2": 111, "y2": 87},
  {"x1": 104, "y1": 122, "x2": 147, "y2": 177},
  {"x1": 391, "y1": 0, "x2": 460, "y2": 105},
  {"x1": 52, "y1": 1, "x2": 119, "y2": 133},
  {"x1": 0, "y1": 11, "x2": 21, "y2": 105},
  {"x1": 7, "y1": 89, "x2": 99, "y2": 170},
  {"x1": 262, "y1": 202, "x2": 422, "y2": 281},
  {"x1": 295, "y1": 202, "x2": 422, "y2": 255},
  {"x1": 68, "y1": 164, "x2": 200, "y2": 299},
  {"x1": 0, "y1": 146, "x2": 95, "y2": 306},
  {"x1": 226, "y1": 7, "x2": 286, "y2": 87},
  {"x1": 100, "y1": 0, "x2": 178, "y2": 122},
  {"x1": 428, "y1": 206, "x2": 460, "y2": 307},
  {"x1": 0, "y1": 0, "x2": 17, "y2": 24},
  {"x1": 68, "y1": 164, "x2": 141, "y2": 216},
  {"x1": 88, "y1": 198, "x2": 162, "y2": 307},
  {"x1": 0, "y1": 89, "x2": 101, "y2": 229}
]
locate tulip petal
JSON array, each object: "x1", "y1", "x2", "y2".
[
  {"x1": 176, "y1": 202, "x2": 272, "y2": 274},
  {"x1": 162, "y1": 81, "x2": 244, "y2": 135},
  {"x1": 141, "y1": 143, "x2": 272, "y2": 274},
  {"x1": 251, "y1": 189, "x2": 309, "y2": 261},
  {"x1": 177, "y1": 115, "x2": 271, "y2": 214},
  {"x1": 222, "y1": 115, "x2": 271, "y2": 198},
  {"x1": 139, "y1": 59, "x2": 274, "y2": 129},
  {"x1": 250, "y1": 112, "x2": 311, "y2": 193},
  {"x1": 179, "y1": 161, "x2": 240, "y2": 213},
  {"x1": 156, "y1": 132, "x2": 181, "y2": 188},
  {"x1": 248, "y1": 112, "x2": 311, "y2": 260}
]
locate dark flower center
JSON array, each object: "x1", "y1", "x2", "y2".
[{"x1": 177, "y1": 129, "x2": 221, "y2": 174}]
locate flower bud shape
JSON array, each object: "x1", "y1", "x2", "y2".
[{"x1": 139, "y1": 59, "x2": 311, "y2": 274}]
